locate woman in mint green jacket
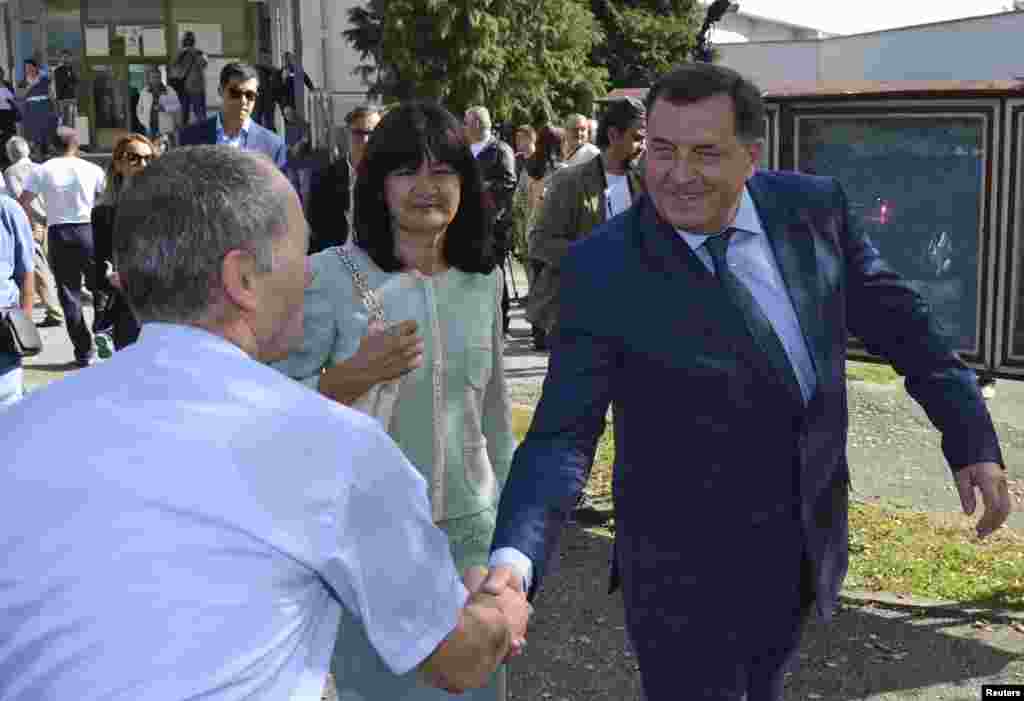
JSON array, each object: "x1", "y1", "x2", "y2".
[{"x1": 271, "y1": 101, "x2": 516, "y2": 701}]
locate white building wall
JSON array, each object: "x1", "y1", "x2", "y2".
[
  {"x1": 716, "y1": 13, "x2": 821, "y2": 42},
  {"x1": 296, "y1": 0, "x2": 370, "y2": 125},
  {"x1": 821, "y1": 12, "x2": 1024, "y2": 81},
  {"x1": 717, "y1": 11, "x2": 1024, "y2": 87},
  {"x1": 717, "y1": 41, "x2": 821, "y2": 87}
]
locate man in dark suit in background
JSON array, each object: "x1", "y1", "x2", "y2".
[
  {"x1": 465, "y1": 105, "x2": 516, "y2": 333},
  {"x1": 306, "y1": 105, "x2": 380, "y2": 254},
  {"x1": 177, "y1": 62, "x2": 287, "y2": 172},
  {"x1": 483, "y1": 63, "x2": 1012, "y2": 700},
  {"x1": 253, "y1": 48, "x2": 282, "y2": 131}
]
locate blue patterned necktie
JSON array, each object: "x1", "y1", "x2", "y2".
[{"x1": 704, "y1": 228, "x2": 804, "y2": 406}]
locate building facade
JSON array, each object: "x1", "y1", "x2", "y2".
[
  {"x1": 717, "y1": 10, "x2": 1024, "y2": 88},
  {"x1": 0, "y1": 0, "x2": 374, "y2": 151}
]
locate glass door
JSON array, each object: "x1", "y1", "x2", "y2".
[
  {"x1": 80, "y1": 0, "x2": 170, "y2": 150},
  {"x1": 91, "y1": 62, "x2": 168, "y2": 150}
]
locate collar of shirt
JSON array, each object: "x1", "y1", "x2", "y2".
[
  {"x1": 216, "y1": 113, "x2": 252, "y2": 147},
  {"x1": 470, "y1": 137, "x2": 491, "y2": 158},
  {"x1": 137, "y1": 322, "x2": 250, "y2": 361},
  {"x1": 676, "y1": 185, "x2": 762, "y2": 251}
]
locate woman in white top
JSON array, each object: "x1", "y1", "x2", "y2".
[{"x1": 136, "y1": 66, "x2": 181, "y2": 140}]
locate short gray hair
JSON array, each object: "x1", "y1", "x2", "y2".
[
  {"x1": 6, "y1": 136, "x2": 29, "y2": 162},
  {"x1": 564, "y1": 113, "x2": 588, "y2": 131},
  {"x1": 114, "y1": 146, "x2": 290, "y2": 325},
  {"x1": 466, "y1": 106, "x2": 492, "y2": 130}
]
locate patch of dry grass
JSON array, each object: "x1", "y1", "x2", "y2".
[{"x1": 511, "y1": 405, "x2": 1024, "y2": 609}]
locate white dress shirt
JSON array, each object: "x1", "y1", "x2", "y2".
[
  {"x1": 470, "y1": 137, "x2": 489, "y2": 158},
  {"x1": 0, "y1": 323, "x2": 467, "y2": 699},
  {"x1": 564, "y1": 142, "x2": 600, "y2": 168}
]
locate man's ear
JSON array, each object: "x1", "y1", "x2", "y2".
[
  {"x1": 746, "y1": 141, "x2": 764, "y2": 173},
  {"x1": 220, "y1": 249, "x2": 261, "y2": 313}
]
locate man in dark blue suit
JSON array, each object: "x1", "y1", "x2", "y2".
[
  {"x1": 483, "y1": 63, "x2": 1012, "y2": 700},
  {"x1": 177, "y1": 62, "x2": 287, "y2": 172}
]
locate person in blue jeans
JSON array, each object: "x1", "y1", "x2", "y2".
[{"x1": 0, "y1": 192, "x2": 34, "y2": 406}]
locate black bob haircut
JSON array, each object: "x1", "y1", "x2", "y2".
[{"x1": 353, "y1": 100, "x2": 498, "y2": 274}]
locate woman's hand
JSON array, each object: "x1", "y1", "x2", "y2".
[
  {"x1": 318, "y1": 320, "x2": 424, "y2": 405},
  {"x1": 350, "y1": 319, "x2": 424, "y2": 384}
]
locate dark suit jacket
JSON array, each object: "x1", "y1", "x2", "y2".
[
  {"x1": 306, "y1": 158, "x2": 351, "y2": 253},
  {"x1": 177, "y1": 117, "x2": 288, "y2": 171},
  {"x1": 476, "y1": 137, "x2": 517, "y2": 251},
  {"x1": 492, "y1": 171, "x2": 1002, "y2": 646},
  {"x1": 527, "y1": 154, "x2": 643, "y2": 331}
]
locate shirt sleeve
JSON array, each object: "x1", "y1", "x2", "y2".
[
  {"x1": 267, "y1": 251, "x2": 343, "y2": 389},
  {"x1": 322, "y1": 417, "x2": 468, "y2": 675},
  {"x1": 21, "y1": 166, "x2": 41, "y2": 196},
  {"x1": 8, "y1": 200, "x2": 34, "y2": 281},
  {"x1": 95, "y1": 167, "x2": 107, "y2": 196}
]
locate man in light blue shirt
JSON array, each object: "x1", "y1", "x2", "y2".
[
  {"x1": 0, "y1": 146, "x2": 528, "y2": 699},
  {"x1": 0, "y1": 192, "x2": 33, "y2": 405}
]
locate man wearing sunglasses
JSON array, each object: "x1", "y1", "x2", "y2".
[{"x1": 177, "y1": 62, "x2": 287, "y2": 172}]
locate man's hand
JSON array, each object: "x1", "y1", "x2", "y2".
[
  {"x1": 418, "y1": 579, "x2": 532, "y2": 694},
  {"x1": 480, "y1": 565, "x2": 525, "y2": 597},
  {"x1": 347, "y1": 319, "x2": 424, "y2": 384},
  {"x1": 954, "y1": 461, "x2": 1012, "y2": 539},
  {"x1": 463, "y1": 566, "x2": 489, "y2": 594},
  {"x1": 464, "y1": 566, "x2": 529, "y2": 657},
  {"x1": 478, "y1": 566, "x2": 529, "y2": 656}
]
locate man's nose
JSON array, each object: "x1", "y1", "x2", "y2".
[{"x1": 667, "y1": 154, "x2": 698, "y2": 183}]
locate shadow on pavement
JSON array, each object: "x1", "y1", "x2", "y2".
[
  {"x1": 511, "y1": 526, "x2": 1024, "y2": 701},
  {"x1": 25, "y1": 362, "x2": 79, "y2": 373},
  {"x1": 793, "y1": 599, "x2": 1021, "y2": 699}
]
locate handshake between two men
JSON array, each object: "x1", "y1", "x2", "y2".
[{"x1": 417, "y1": 565, "x2": 531, "y2": 694}]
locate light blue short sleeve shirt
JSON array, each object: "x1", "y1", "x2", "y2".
[{"x1": 0, "y1": 324, "x2": 467, "y2": 699}]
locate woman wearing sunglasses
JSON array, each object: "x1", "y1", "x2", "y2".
[{"x1": 91, "y1": 133, "x2": 157, "y2": 356}]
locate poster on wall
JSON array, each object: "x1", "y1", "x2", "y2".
[
  {"x1": 85, "y1": 26, "x2": 109, "y2": 57},
  {"x1": 204, "y1": 58, "x2": 238, "y2": 109},
  {"x1": 115, "y1": 26, "x2": 143, "y2": 57},
  {"x1": 142, "y1": 27, "x2": 167, "y2": 57},
  {"x1": 177, "y1": 23, "x2": 223, "y2": 56}
]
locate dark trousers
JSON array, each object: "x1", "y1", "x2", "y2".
[
  {"x1": 500, "y1": 265, "x2": 511, "y2": 333},
  {"x1": 105, "y1": 292, "x2": 142, "y2": 350},
  {"x1": 621, "y1": 509, "x2": 811, "y2": 701},
  {"x1": 179, "y1": 91, "x2": 206, "y2": 126},
  {"x1": 48, "y1": 223, "x2": 96, "y2": 361}
]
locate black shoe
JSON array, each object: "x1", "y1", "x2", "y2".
[
  {"x1": 36, "y1": 316, "x2": 63, "y2": 328},
  {"x1": 74, "y1": 354, "x2": 96, "y2": 368},
  {"x1": 573, "y1": 493, "x2": 614, "y2": 525},
  {"x1": 532, "y1": 327, "x2": 548, "y2": 352}
]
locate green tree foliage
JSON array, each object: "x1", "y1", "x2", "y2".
[
  {"x1": 590, "y1": 0, "x2": 702, "y2": 87},
  {"x1": 344, "y1": 0, "x2": 608, "y2": 124}
]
